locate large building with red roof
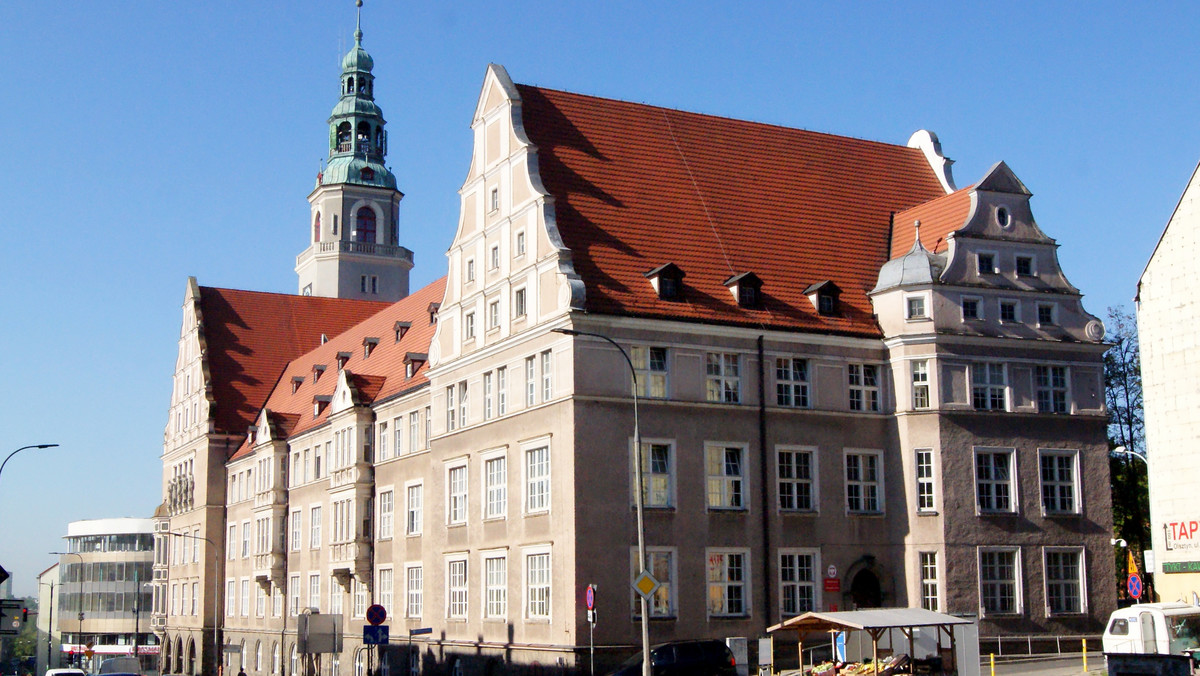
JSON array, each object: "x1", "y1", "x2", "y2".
[{"x1": 153, "y1": 21, "x2": 1115, "y2": 676}]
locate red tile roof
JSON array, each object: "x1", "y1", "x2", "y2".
[
  {"x1": 198, "y1": 288, "x2": 390, "y2": 439},
  {"x1": 891, "y1": 186, "x2": 974, "y2": 258},
  {"x1": 227, "y1": 279, "x2": 446, "y2": 460},
  {"x1": 517, "y1": 85, "x2": 949, "y2": 337}
]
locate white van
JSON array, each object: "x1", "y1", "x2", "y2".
[{"x1": 1103, "y1": 603, "x2": 1200, "y2": 656}]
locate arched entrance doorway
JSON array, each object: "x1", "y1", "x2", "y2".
[
  {"x1": 186, "y1": 638, "x2": 196, "y2": 675},
  {"x1": 174, "y1": 636, "x2": 184, "y2": 673},
  {"x1": 850, "y1": 569, "x2": 883, "y2": 609}
]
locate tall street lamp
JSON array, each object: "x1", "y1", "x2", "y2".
[
  {"x1": 1112, "y1": 445, "x2": 1148, "y2": 467},
  {"x1": 0, "y1": 444, "x2": 59, "y2": 485},
  {"x1": 552, "y1": 327, "x2": 650, "y2": 676},
  {"x1": 50, "y1": 551, "x2": 84, "y2": 668},
  {"x1": 166, "y1": 530, "x2": 222, "y2": 676}
]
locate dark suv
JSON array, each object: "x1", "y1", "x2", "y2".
[{"x1": 606, "y1": 640, "x2": 738, "y2": 676}]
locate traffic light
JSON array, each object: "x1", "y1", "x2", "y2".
[{"x1": 21, "y1": 608, "x2": 28, "y2": 623}]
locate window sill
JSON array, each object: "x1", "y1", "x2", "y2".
[
  {"x1": 707, "y1": 507, "x2": 749, "y2": 513},
  {"x1": 905, "y1": 316, "x2": 932, "y2": 322},
  {"x1": 406, "y1": 532, "x2": 422, "y2": 538},
  {"x1": 634, "y1": 615, "x2": 678, "y2": 622},
  {"x1": 917, "y1": 510, "x2": 939, "y2": 517},
  {"x1": 780, "y1": 509, "x2": 819, "y2": 516},
  {"x1": 708, "y1": 614, "x2": 751, "y2": 621},
  {"x1": 1042, "y1": 511, "x2": 1082, "y2": 518},
  {"x1": 482, "y1": 516, "x2": 507, "y2": 523},
  {"x1": 848, "y1": 511, "x2": 885, "y2": 517},
  {"x1": 977, "y1": 510, "x2": 1020, "y2": 517}
]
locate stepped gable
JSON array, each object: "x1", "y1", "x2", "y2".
[
  {"x1": 516, "y1": 84, "x2": 947, "y2": 336},
  {"x1": 891, "y1": 186, "x2": 974, "y2": 258},
  {"x1": 227, "y1": 278, "x2": 446, "y2": 460},
  {"x1": 198, "y1": 287, "x2": 390, "y2": 438}
]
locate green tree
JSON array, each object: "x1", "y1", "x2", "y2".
[{"x1": 1105, "y1": 306, "x2": 1149, "y2": 593}]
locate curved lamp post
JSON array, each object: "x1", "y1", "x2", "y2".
[
  {"x1": 552, "y1": 327, "x2": 650, "y2": 676},
  {"x1": 1112, "y1": 445, "x2": 1148, "y2": 467},
  {"x1": 0, "y1": 444, "x2": 59, "y2": 485}
]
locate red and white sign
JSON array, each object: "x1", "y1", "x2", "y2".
[
  {"x1": 824, "y1": 578, "x2": 841, "y2": 593},
  {"x1": 1167, "y1": 520, "x2": 1200, "y2": 551}
]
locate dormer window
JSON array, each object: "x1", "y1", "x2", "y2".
[
  {"x1": 725, "y1": 272, "x2": 763, "y2": 309},
  {"x1": 428, "y1": 302, "x2": 440, "y2": 325},
  {"x1": 393, "y1": 321, "x2": 411, "y2": 342},
  {"x1": 805, "y1": 281, "x2": 841, "y2": 316},
  {"x1": 363, "y1": 337, "x2": 379, "y2": 358},
  {"x1": 644, "y1": 263, "x2": 686, "y2": 301},
  {"x1": 313, "y1": 365, "x2": 327, "y2": 382},
  {"x1": 337, "y1": 352, "x2": 352, "y2": 370},
  {"x1": 313, "y1": 395, "x2": 332, "y2": 419},
  {"x1": 404, "y1": 353, "x2": 428, "y2": 379},
  {"x1": 320, "y1": 334, "x2": 329, "y2": 345},
  {"x1": 291, "y1": 376, "x2": 305, "y2": 394}
]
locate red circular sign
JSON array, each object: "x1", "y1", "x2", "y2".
[
  {"x1": 585, "y1": 585, "x2": 595, "y2": 610},
  {"x1": 1128, "y1": 574, "x2": 1143, "y2": 599},
  {"x1": 366, "y1": 603, "x2": 387, "y2": 626}
]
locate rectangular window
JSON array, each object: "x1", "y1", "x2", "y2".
[
  {"x1": 962, "y1": 297, "x2": 982, "y2": 320},
  {"x1": 447, "y1": 558, "x2": 467, "y2": 619},
  {"x1": 485, "y1": 456, "x2": 507, "y2": 519},
  {"x1": 845, "y1": 451, "x2": 882, "y2": 513},
  {"x1": 290, "y1": 510, "x2": 301, "y2": 551},
  {"x1": 514, "y1": 288, "x2": 527, "y2": 317},
  {"x1": 1037, "y1": 303, "x2": 1056, "y2": 326},
  {"x1": 489, "y1": 188, "x2": 499, "y2": 211},
  {"x1": 975, "y1": 449, "x2": 1015, "y2": 513},
  {"x1": 972, "y1": 363, "x2": 1007, "y2": 410},
  {"x1": 705, "y1": 444, "x2": 744, "y2": 509},
  {"x1": 516, "y1": 231, "x2": 526, "y2": 256},
  {"x1": 408, "y1": 412, "x2": 419, "y2": 452},
  {"x1": 488, "y1": 300, "x2": 500, "y2": 329},
  {"x1": 466, "y1": 259, "x2": 475, "y2": 282},
  {"x1": 1045, "y1": 548, "x2": 1084, "y2": 615},
  {"x1": 228, "y1": 525, "x2": 236, "y2": 560},
  {"x1": 445, "y1": 385, "x2": 457, "y2": 431},
  {"x1": 464, "y1": 312, "x2": 475, "y2": 339},
  {"x1": 394, "y1": 417, "x2": 403, "y2": 456},
  {"x1": 273, "y1": 587, "x2": 282, "y2": 617},
  {"x1": 906, "y1": 295, "x2": 927, "y2": 319},
  {"x1": 999, "y1": 300, "x2": 1018, "y2": 323},
  {"x1": 777, "y1": 448, "x2": 814, "y2": 512},
  {"x1": 848, "y1": 364, "x2": 880, "y2": 411},
  {"x1": 779, "y1": 550, "x2": 817, "y2": 617},
  {"x1": 226, "y1": 580, "x2": 235, "y2": 616},
  {"x1": 706, "y1": 352, "x2": 741, "y2": 403},
  {"x1": 526, "y1": 552, "x2": 551, "y2": 620},
  {"x1": 448, "y1": 465, "x2": 467, "y2": 525},
  {"x1": 525, "y1": 446, "x2": 550, "y2": 513},
  {"x1": 632, "y1": 346, "x2": 669, "y2": 398},
  {"x1": 977, "y1": 252, "x2": 996, "y2": 274},
  {"x1": 483, "y1": 372, "x2": 494, "y2": 420},
  {"x1": 1040, "y1": 450, "x2": 1078, "y2": 514},
  {"x1": 1036, "y1": 365, "x2": 1068, "y2": 414},
  {"x1": 353, "y1": 579, "x2": 367, "y2": 618},
  {"x1": 1016, "y1": 255, "x2": 1035, "y2": 276},
  {"x1": 485, "y1": 555, "x2": 507, "y2": 619},
  {"x1": 919, "y1": 552, "x2": 939, "y2": 611},
  {"x1": 911, "y1": 360, "x2": 930, "y2": 409},
  {"x1": 776, "y1": 358, "x2": 810, "y2": 408},
  {"x1": 631, "y1": 549, "x2": 675, "y2": 618},
  {"x1": 639, "y1": 442, "x2": 674, "y2": 508},
  {"x1": 458, "y1": 381, "x2": 468, "y2": 427},
  {"x1": 497, "y1": 367, "x2": 508, "y2": 415},
  {"x1": 490, "y1": 245, "x2": 500, "y2": 270},
  {"x1": 406, "y1": 483, "x2": 423, "y2": 535},
  {"x1": 980, "y1": 548, "x2": 1020, "y2": 615},
  {"x1": 378, "y1": 490, "x2": 394, "y2": 539},
  {"x1": 241, "y1": 520, "x2": 250, "y2": 558},
  {"x1": 308, "y1": 574, "x2": 320, "y2": 611},
  {"x1": 525, "y1": 356, "x2": 536, "y2": 406},
  {"x1": 916, "y1": 448, "x2": 935, "y2": 513},
  {"x1": 541, "y1": 350, "x2": 553, "y2": 401},
  {"x1": 406, "y1": 566, "x2": 423, "y2": 618},
  {"x1": 310, "y1": 505, "x2": 322, "y2": 549},
  {"x1": 241, "y1": 579, "x2": 249, "y2": 616},
  {"x1": 330, "y1": 577, "x2": 342, "y2": 616},
  {"x1": 378, "y1": 568, "x2": 393, "y2": 616},
  {"x1": 706, "y1": 550, "x2": 749, "y2": 617}
]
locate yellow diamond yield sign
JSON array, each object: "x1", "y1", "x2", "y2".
[{"x1": 632, "y1": 570, "x2": 660, "y2": 600}]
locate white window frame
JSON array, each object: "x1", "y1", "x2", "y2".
[
  {"x1": 844, "y1": 449, "x2": 883, "y2": 514},
  {"x1": 309, "y1": 505, "x2": 322, "y2": 549},
  {"x1": 632, "y1": 346, "x2": 669, "y2": 399},
  {"x1": 705, "y1": 442, "x2": 747, "y2": 510},
  {"x1": 241, "y1": 519, "x2": 251, "y2": 558},
  {"x1": 464, "y1": 311, "x2": 475, "y2": 340},
  {"x1": 482, "y1": 450, "x2": 507, "y2": 520},
  {"x1": 999, "y1": 299, "x2": 1020, "y2": 323},
  {"x1": 541, "y1": 350, "x2": 553, "y2": 402},
  {"x1": 377, "y1": 488, "x2": 394, "y2": 540},
  {"x1": 779, "y1": 548, "x2": 820, "y2": 618},
  {"x1": 915, "y1": 448, "x2": 935, "y2": 513},
  {"x1": 978, "y1": 546, "x2": 1023, "y2": 616},
  {"x1": 974, "y1": 447, "x2": 1017, "y2": 514},
  {"x1": 775, "y1": 357, "x2": 810, "y2": 408},
  {"x1": 631, "y1": 547, "x2": 676, "y2": 619},
  {"x1": 905, "y1": 294, "x2": 928, "y2": 319},
  {"x1": 976, "y1": 250, "x2": 998, "y2": 275},
  {"x1": 489, "y1": 245, "x2": 500, "y2": 270},
  {"x1": 377, "y1": 421, "x2": 388, "y2": 461},
  {"x1": 290, "y1": 509, "x2": 301, "y2": 551},
  {"x1": 847, "y1": 363, "x2": 880, "y2": 412},
  {"x1": 446, "y1": 462, "x2": 468, "y2": 526},
  {"x1": 777, "y1": 445, "x2": 817, "y2": 512},
  {"x1": 405, "y1": 481, "x2": 423, "y2": 536},
  {"x1": 919, "y1": 551, "x2": 940, "y2": 612},
  {"x1": 961, "y1": 295, "x2": 983, "y2": 321},
  {"x1": 308, "y1": 573, "x2": 320, "y2": 611},
  {"x1": 705, "y1": 548, "x2": 750, "y2": 618},
  {"x1": 524, "y1": 441, "x2": 551, "y2": 515},
  {"x1": 635, "y1": 439, "x2": 675, "y2": 509},
  {"x1": 911, "y1": 359, "x2": 930, "y2": 409},
  {"x1": 446, "y1": 555, "x2": 468, "y2": 619},
  {"x1": 1036, "y1": 365, "x2": 1070, "y2": 414},
  {"x1": 482, "y1": 551, "x2": 507, "y2": 620},
  {"x1": 483, "y1": 371, "x2": 494, "y2": 420},
  {"x1": 972, "y1": 362, "x2": 1007, "y2": 411},
  {"x1": 513, "y1": 287, "x2": 527, "y2": 318},
  {"x1": 445, "y1": 385, "x2": 457, "y2": 431},
  {"x1": 1015, "y1": 254, "x2": 1037, "y2": 277},
  {"x1": 405, "y1": 564, "x2": 423, "y2": 618},
  {"x1": 1038, "y1": 449, "x2": 1080, "y2": 515},
  {"x1": 465, "y1": 258, "x2": 475, "y2": 283},
  {"x1": 1037, "y1": 302, "x2": 1057, "y2": 327},
  {"x1": 515, "y1": 230, "x2": 526, "y2": 257},
  {"x1": 240, "y1": 578, "x2": 250, "y2": 616},
  {"x1": 488, "y1": 300, "x2": 500, "y2": 330},
  {"x1": 497, "y1": 366, "x2": 508, "y2": 415},
  {"x1": 524, "y1": 356, "x2": 536, "y2": 407},
  {"x1": 1043, "y1": 547, "x2": 1086, "y2": 616},
  {"x1": 705, "y1": 352, "x2": 741, "y2": 403},
  {"x1": 524, "y1": 547, "x2": 552, "y2": 621}
]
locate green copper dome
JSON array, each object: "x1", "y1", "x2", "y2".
[{"x1": 341, "y1": 30, "x2": 374, "y2": 73}]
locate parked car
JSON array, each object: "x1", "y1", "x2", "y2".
[
  {"x1": 98, "y1": 657, "x2": 143, "y2": 675},
  {"x1": 606, "y1": 640, "x2": 738, "y2": 676}
]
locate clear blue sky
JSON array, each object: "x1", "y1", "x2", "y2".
[{"x1": 1, "y1": 1, "x2": 1196, "y2": 596}]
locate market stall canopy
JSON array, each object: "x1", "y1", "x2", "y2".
[{"x1": 768, "y1": 608, "x2": 975, "y2": 634}]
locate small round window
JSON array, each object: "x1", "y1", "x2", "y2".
[{"x1": 997, "y1": 206, "x2": 1012, "y2": 228}]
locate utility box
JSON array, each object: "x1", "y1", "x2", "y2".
[{"x1": 298, "y1": 612, "x2": 344, "y2": 653}]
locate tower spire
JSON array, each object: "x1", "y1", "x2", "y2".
[{"x1": 355, "y1": 0, "x2": 363, "y2": 43}]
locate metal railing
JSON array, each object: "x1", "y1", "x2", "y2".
[{"x1": 979, "y1": 634, "x2": 1102, "y2": 658}]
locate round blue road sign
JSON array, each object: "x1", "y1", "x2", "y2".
[
  {"x1": 585, "y1": 584, "x2": 595, "y2": 610},
  {"x1": 366, "y1": 603, "x2": 387, "y2": 626},
  {"x1": 1128, "y1": 574, "x2": 1143, "y2": 599}
]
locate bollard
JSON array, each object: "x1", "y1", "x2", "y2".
[
  {"x1": 989, "y1": 653, "x2": 994, "y2": 676},
  {"x1": 1082, "y1": 638, "x2": 1087, "y2": 673}
]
